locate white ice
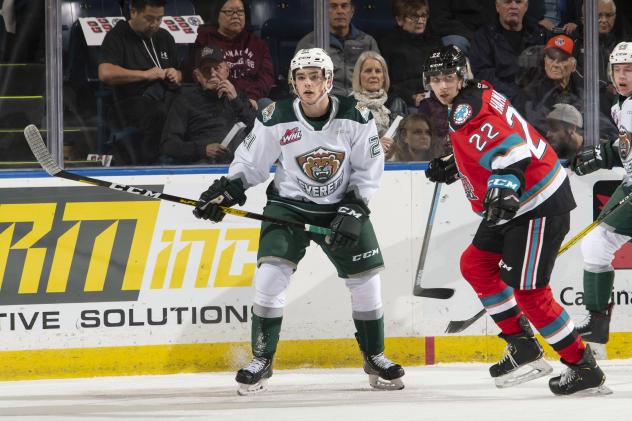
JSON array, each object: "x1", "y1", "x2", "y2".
[{"x1": 0, "y1": 360, "x2": 630, "y2": 421}]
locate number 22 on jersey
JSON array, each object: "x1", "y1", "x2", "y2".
[{"x1": 467, "y1": 103, "x2": 547, "y2": 160}]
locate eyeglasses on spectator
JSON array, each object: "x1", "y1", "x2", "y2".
[
  {"x1": 405, "y1": 13, "x2": 428, "y2": 22},
  {"x1": 220, "y1": 8, "x2": 245, "y2": 17}
]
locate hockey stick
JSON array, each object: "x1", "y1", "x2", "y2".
[
  {"x1": 412, "y1": 182, "x2": 455, "y2": 299},
  {"x1": 23, "y1": 125, "x2": 331, "y2": 236},
  {"x1": 445, "y1": 186, "x2": 632, "y2": 333}
]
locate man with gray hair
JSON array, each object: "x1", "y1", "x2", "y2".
[
  {"x1": 470, "y1": 0, "x2": 548, "y2": 102},
  {"x1": 295, "y1": 0, "x2": 380, "y2": 96}
]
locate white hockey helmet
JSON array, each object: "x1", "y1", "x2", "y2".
[
  {"x1": 289, "y1": 48, "x2": 334, "y2": 94},
  {"x1": 608, "y1": 42, "x2": 632, "y2": 83}
]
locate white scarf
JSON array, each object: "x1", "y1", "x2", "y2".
[{"x1": 353, "y1": 89, "x2": 390, "y2": 137}]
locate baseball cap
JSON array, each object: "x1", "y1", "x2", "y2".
[
  {"x1": 547, "y1": 103, "x2": 583, "y2": 128},
  {"x1": 195, "y1": 46, "x2": 224, "y2": 67},
  {"x1": 544, "y1": 35, "x2": 574, "y2": 58}
]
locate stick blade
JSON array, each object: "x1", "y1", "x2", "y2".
[
  {"x1": 412, "y1": 286, "x2": 455, "y2": 299},
  {"x1": 23, "y1": 124, "x2": 62, "y2": 175},
  {"x1": 445, "y1": 309, "x2": 486, "y2": 334}
]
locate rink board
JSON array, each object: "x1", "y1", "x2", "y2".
[{"x1": 0, "y1": 166, "x2": 631, "y2": 379}]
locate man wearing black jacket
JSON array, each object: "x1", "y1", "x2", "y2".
[
  {"x1": 470, "y1": 0, "x2": 548, "y2": 103},
  {"x1": 160, "y1": 45, "x2": 256, "y2": 164}
]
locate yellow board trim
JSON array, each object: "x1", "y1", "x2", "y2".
[{"x1": 1, "y1": 333, "x2": 631, "y2": 381}]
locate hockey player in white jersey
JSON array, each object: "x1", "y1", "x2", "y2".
[
  {"x1": 571, "y1": 41, "x2": 632, "y2": 348},
  {"x1": 193, "y1": 48, "x2": 404, "y2": 395}
]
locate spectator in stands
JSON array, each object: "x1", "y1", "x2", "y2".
[
  {"x1": 534, "y1": 0, "x2": 582, "y2": 34},
  {"x1": 428, "y1": 0, "x2": 495, "y2": 55},
  {"x1": 379, "y1": 0, "x2": 442, "y2": 108},
  {"x1": 351, "y1": 51, "x2": 406, "y2": 158},
  {"x1": 522, "y1": 35, "x2": 583, "y2": 133},
  {"x1": 295, "y1": 0, "x2": 380, "y2": 97},
  {"x1": 544, "y1": 103, "x2": 584, "y2": 159},
  {"x1": 470, "y1": 0, "x2": 548, "y2": 103},
  {"x1": 189, "y1": 0, "x2": 274, "y2": 110},
  {"x1": 388, "y1": 113, "x2": 446, "y2": 161},
  {"x1": 160, "y1": 45, "x2": 256, "y2": 165},
  {"x1": 98, "y1": 0, "x2": 181, "y2": 165},
  {"x1": 573, "y1": 0, "x2": 631, "y2": 108}
]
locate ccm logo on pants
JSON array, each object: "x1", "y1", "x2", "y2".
[{"x1": 352, "y1": 248, "x2": 380, "y2": 261}]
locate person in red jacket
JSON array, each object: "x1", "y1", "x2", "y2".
[{"x1": 188, "y1": 0, "x2": 274, "y2": 109}]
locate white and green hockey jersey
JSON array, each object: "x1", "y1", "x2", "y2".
[
  {"x1": 611, "y1": 95, "x2": 632, "y2": 185},
  {"x1": 227, "y1": 95, "x2": 384, "y2": 204}
]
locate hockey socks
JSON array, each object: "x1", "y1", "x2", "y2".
[
  {"x1": 354, "y1": 317, "x2": 385, "y2": 355},
  {"x1": 583, "y1": 269, "x2": 615, "y2": 313},
  {"x1": 514, "y1": 287, "x2": 585, "y2": 364},
  {"x1": 251, "y1": 313, "x2": 282, "y2": 358},
  {"x1": 354, "y1": 317, "x2": 404, "y2": 390}
]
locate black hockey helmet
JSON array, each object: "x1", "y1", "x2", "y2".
[{"x1": 422, "y1": 45, "x2": 468, "y2": 90}]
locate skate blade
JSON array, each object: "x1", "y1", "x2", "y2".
[
  {"x1": 495, "y1": 358, "x2": 553, "y2": 388},
  {"x1": 237, "y1": 379, "x2": 268, "y2": 396},
  {"x1": 368, "y1": 374, "x2": 405, "y2": 390},
  {"x1": 571, "y1": 385, "x2": 613, "y2": 396}
]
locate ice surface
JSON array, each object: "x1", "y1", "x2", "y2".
[{"x1": 0, "y1": 360, "x2": 630, "y2": 421}]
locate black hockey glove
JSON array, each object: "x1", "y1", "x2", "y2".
[
  {"x1": 328, "y1": 202, "x2": 369, "y2": 251},
  {"x1": 483, "y1": 172, "x2": 522, "y2": 224},
  {"x1": 193, "y1": 176, "x2": 247, "y2": 222},
  {"x1": 571, "y1": 141, "x2": 616, "y2": 176},
  {"x1": 425, "y1": 154, "x2": 460, "y2": 184}
]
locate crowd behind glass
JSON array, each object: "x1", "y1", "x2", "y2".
[{"x1": 0, "y1": 0, "x2": 630, "y2": 168}]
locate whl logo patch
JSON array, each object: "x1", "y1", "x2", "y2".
[{"x1": 280, "y1": 127, "x2": 302, "y2": 145}]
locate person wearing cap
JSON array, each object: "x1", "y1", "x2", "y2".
[
  {"x1": 470, "y1": 0, "x2": 548, "y2": 103},
  {"x1": 544, "y1": 103, "x2": 584, "y2": 159},
  {"x1": 520, "y1": 35, "x2": 583, "y2": 131},
  {"x1": 160, "y1": 45, "x2": 256, "y2": 164},
  {"x1": 187, "y1": 0, "x2": 274, "y2": 109},
  {"x1": 522, "y1": 34, "x2": 618, "y2": 139},
  {"x1": 98, "y1": 0, "x2": 182, "y2": 165}
]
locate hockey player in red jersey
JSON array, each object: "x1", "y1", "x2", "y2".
[{"x1": 423, "y1": 45, "x2": 609, "y2": 395}]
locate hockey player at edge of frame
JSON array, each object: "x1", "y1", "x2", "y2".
[
  {"x1": 192, "y1": 47, "x2": 404, "y2": 395},
  {"x1": 570, "y1": 42, "x2": 632, "y2": 345},
  {"x1": 423, "y1": 45, "x2": 610, "y2": 396}
]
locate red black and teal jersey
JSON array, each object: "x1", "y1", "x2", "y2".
[{"x1": 448, "y1": 81, "x2": 572, "y2": 218}]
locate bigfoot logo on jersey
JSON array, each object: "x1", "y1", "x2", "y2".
[
  {"x1": 280, "y1": 127, "x2": 302, "y2": 145},
  {"x1": 296, "y1": 147, "x2": 346, "y2": 197}
]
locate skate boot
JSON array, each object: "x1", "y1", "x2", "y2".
[
  {"x1": 361, "y1": 351, "x2": 405, "y2": 390},
  {"x1": 489, "y1": 315, "x2": 553, "y2": 388},
  {"x1": 576, "y1": 303, "x2": 613, "y2": 344},
  {"x1": 549, "y1": 345, "x2": 612, "y2": 395},
  {"x1": 235, "y1": 356, "x2": 273, "y2": 395}
]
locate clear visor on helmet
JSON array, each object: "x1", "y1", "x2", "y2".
[{"x1": 424, "y1": 67, "x2": 463, "y2": 87}]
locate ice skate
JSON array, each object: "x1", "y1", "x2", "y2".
[
  {"x1": 576, "y1": 303, "x2": 613, "y2": 344},
  {"x1": 549, "y1": 345, "x2": 612, "y2": 396},
  {"x1": 235, "y1": 356, "x2": 273, "y2": 396},
  {"x1": 489, "y1": 316, "x2": 553, "y2": 388},
  {"x1": 362, "y1": 352, "x2": 405, "y2": 390}
]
